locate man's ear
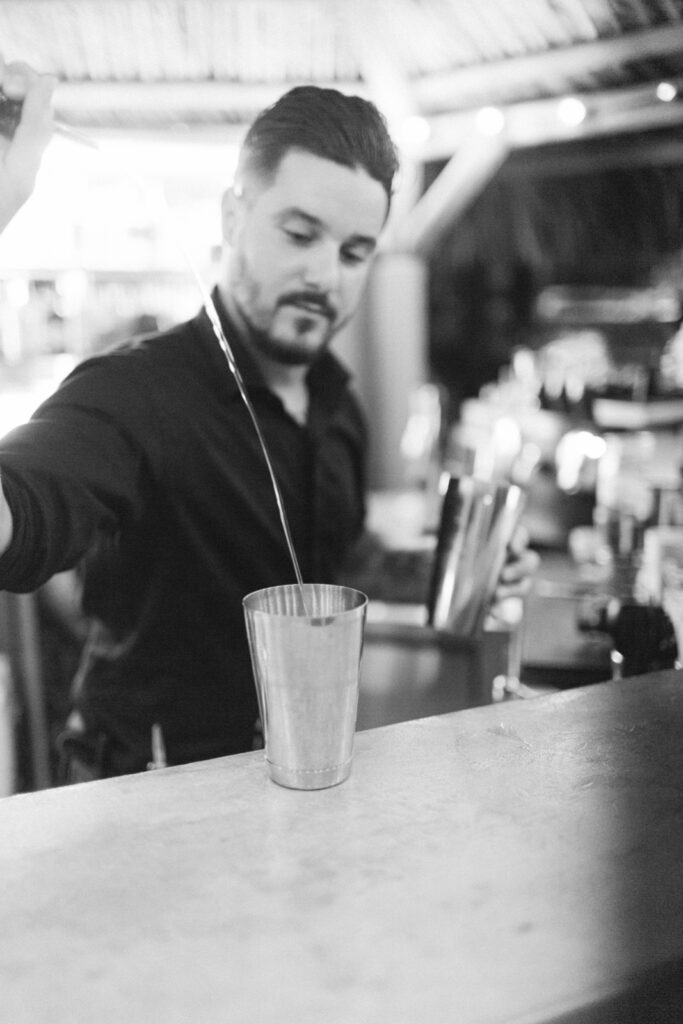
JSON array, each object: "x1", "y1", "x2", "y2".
[{"x1": 221, "y1": 186, "x2": 239, "y2": 244}]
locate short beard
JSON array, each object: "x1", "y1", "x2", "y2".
[{"x1": 245, "y1": 321, "x2": 328, "y2": 366}]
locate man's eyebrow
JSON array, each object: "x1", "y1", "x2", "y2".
[
  {"x1": 277, "y1": 207, "x2": 320, "y2": 226},
  {"x1": 278, "y1": 208, "x2": 378, "y2": 249}
]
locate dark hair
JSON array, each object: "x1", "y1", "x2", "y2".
[{"x1": 237, "y1": 85, "x2": 400, "y2": 210}]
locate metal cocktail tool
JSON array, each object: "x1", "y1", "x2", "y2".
[{"x1": 0, "y1": 90, "x2": 98, "y2": 149}]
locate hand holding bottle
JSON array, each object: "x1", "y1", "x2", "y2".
[{"x1": 0, "y1": 55, "x2": 56, "y2": 233}]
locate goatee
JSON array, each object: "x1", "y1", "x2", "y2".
[{"x1": 244, "y1": 321, "x2": 329, "y2": 366}]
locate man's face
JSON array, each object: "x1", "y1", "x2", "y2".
[{"x1": 223, "y1": 149, "x2": 388, "y2": 365}]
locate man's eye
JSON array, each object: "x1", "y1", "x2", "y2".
[
  {"x1": 342, "y1": 248, "x2": 368, "y2": 265},
  {"x1": 285, "y1": 229, "x2": 313, "y2": 245}
]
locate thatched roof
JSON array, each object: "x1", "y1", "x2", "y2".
[
  {"x1": 2, "y1": 1, "x2": 683, "y2": 261},
  {"x1": 1, "y1": 0, "x2": 681, "y2": 151}
]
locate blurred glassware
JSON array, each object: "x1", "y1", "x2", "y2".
[
  {"x1": 661, "y1": 561, "x2": 683, "y2": 668},
  {"x1": 639, "y1": 526, "x2": 683, "y2": 664},
  {"x1": 650, "y1": 485, "x2": 683, "y2": 528},
  {"x1": 640, "y1": 526, "x2": 683, "y2": 604},
  {"x1": 594, "y1": 432, "x2": 683, "y2": 550},
  {"x1": 535, "y1": 329, "x2": 610, "y2": 412},
  {"x1": 555, "y1": 429, "x2": 606, "y2": 494},
  {"x1": 400, "y1": 382, "x2": 445, "y2": 489},
  {"x1": 447, "y1": 342, "x2": 561, "y2": 485},
  {"x1": 567, "y1": 524, "x2": 612, "y2": 590},
  {"x1": 660, "y1": 321, "x2": 683, "y2": 392},
  {"x1": 596, "y1": 432, "x2": 658, "y2": 523},
  {"x1": 447, "y1": 399, "x2": 543, "y2": 488},
  {"x1": 400, "y1": 382, "x2": 448, "y2": 532},
  {"x1": 574, "y1": 518, "x2": 680, "y2": 677},
  {"x1": 490, "y1": 594, "x2": 527, "y2": 701}
]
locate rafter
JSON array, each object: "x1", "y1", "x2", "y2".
[
  {"x1": 502, "y1": 136, "x2": 683, "y2": 178},
  {"x1": 391, "y1": 73, "x2": 683, "y2": 254},
  {"x1": 415, "y1": 24, "x2": 683, "y2": 112},
  {"x1": 422, "y1": 78, "x2": 683, "y2": 161},
  {"x1": 392, "y1": 135, "x2": 509, "y2": 255}
]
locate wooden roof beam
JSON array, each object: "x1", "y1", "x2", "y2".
[
  {"x1": 503, "y1": 136, "x2": 683, "y2": 178},
  {"x1": 422, "y1": 78, "x2": 683, "y2": 161},
  {"x1": 393, "y1": 73, "x2": 683, "y2": 255},
  {"x1": 392, "y1": 135, "x2": 509, "y2": 255},
  {"x1": 416, "y1": 24, "x2": 683, "y2": 111},
  {"x1": 54, "y1": 78, "x2": 366, "y2": 121}
]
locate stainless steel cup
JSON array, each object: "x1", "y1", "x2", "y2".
[{"x1": 243, "y1": 583, "x2": 367, "y2": 790}]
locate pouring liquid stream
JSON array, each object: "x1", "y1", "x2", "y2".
[
  {"x1": 49, "y1": 127, "x2": 311, "y2": 616},
  {"x1": 186, "y1": 266, "x2": 311, "y2": 616}
]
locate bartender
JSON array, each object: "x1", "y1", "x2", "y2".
[{"x1": 0, "y1": 56, "x2": 539, "y2": 782}]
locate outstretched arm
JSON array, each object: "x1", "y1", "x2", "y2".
[
  {"x1": 0, "y1": 55, "x2": 56, "y2": 233},
  {"x1": 0, "y1": 59, "x2": 56, "y2": 556}
]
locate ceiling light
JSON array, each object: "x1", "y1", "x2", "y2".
[
  {"x1": 557, "y1": 97, "x2": 587, "y2": 127},
  {"x1": 656, "y1": 81, "x2": 678, "y2": 102},
  {"x1": 475, "y1": 106, "x2": 505, "y2": 136},
  {"x1": 396, "y1": 115, "x2": 431, "y2": 153}
]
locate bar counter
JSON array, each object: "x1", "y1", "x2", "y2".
[{"x1": 2, "y1": 671, "x2": 683, "y2": 1023}]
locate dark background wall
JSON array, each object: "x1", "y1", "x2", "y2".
[{"x1": 425, "y1": 129, "x2": 683, "y2": 405}]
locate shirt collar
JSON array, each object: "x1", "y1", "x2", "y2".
[{"x1": 196, "y1": 286, "x2": 352, "y2": 409}]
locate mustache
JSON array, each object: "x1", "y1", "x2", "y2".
[{"x1": 278, "y1": 291, "x2": 336, "y2": 321}]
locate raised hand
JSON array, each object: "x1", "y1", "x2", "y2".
[{"x1": 0, "y1": 55, "x2": 56, "y2": 233}]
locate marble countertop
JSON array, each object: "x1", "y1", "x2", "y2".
[{"x1": 2, "y1": 671, "x2": 683, "y2": 1023}]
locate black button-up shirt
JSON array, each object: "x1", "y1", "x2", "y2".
[{"x1": 0, "y1": 293, "x2": 368, "y2": 770}]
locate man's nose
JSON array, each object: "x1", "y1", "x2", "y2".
[{"x1": 303, "y1": 241, "x2": 340, "y2": 293}]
